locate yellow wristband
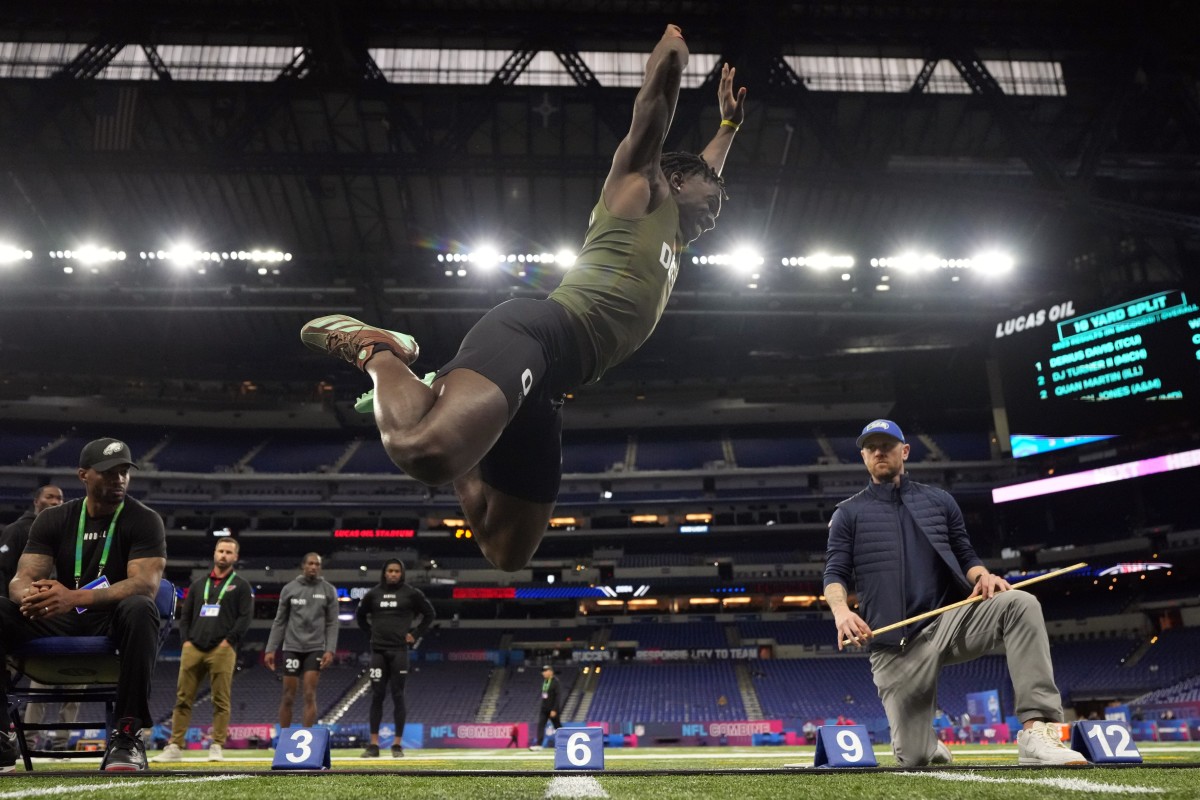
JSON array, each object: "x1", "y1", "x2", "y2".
[{"x1": 720, "y1": 119, "x2": 740, "y2": 132}]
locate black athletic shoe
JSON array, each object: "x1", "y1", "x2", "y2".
[
  {"x1": 360, "y1": 743, "x2": 380, "y2": 758},
  {"x1": 0, "y1": 731, "x2": 18, "y2": 773},
  {"x1": 100, "y1": 717, "x2": 147, "y2": 772},
  {"x1": 391, "y1": 744, "x2": 404, "y2": 758}
]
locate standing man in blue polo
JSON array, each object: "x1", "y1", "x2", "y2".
[{"x1": 823, "y1": 419, "x2": 1086, "y2": 768}]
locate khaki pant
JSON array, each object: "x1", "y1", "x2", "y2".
[
  {"x1": 869, "y1": 589, "x2": 1063, "y2": 767},
  {"x1": 22, "y1": 681, "x2": 81, "y2": 749},
  {"x1": 169, "y1": 643, "x2": 237, "y2": 746}
]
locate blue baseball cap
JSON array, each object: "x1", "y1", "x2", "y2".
[{"x1": 855, "y1": 419, "x2": 905, "y2": 448}]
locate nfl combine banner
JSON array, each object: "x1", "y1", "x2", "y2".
[{"x1": 426, "y1": 723, "x2": 528, "y2": 748}]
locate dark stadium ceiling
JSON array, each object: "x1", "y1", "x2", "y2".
[{"x1": 1, "y1": 0, "x2": 1199, "y2": 424}]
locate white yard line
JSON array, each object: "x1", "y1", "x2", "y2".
[
  {"x1": 545, "y1": 776, "x2": 609, "y2": 798},
  {"x1": 126, "y1": 742, "x2": 1200, "y2": 764},
  {"x1": 897, "y1": 771, "x2": 1163, "y2": 794},
  {"x1": 0, "y1": 775, "x2": 250, "y2": 799}
]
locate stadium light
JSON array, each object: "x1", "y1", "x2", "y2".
[
  {"x1": 0, "y1": 244, "x2": 33, "y2": 264},
  {"x1": 554, "y1": 249, "x2": 577, "y2": 268},
  {"x1": 695, "y1": 248, "x2": 765, "y2": 274},
  {"x1": 67, "y1": 245, "x2": 124, "y2": 265},
  {"x1": 971, "y1": 250, "x2": 1015, "y2": 275},
  {"x1": 783, "y1": 253, "x2": 855, "y2": 270},
  {"x1": 164, "y1": 243, "x2": 200, "y2": 268},
  {"x1": 469, "y1": 245, "x2": 500, "y2": 271},
  {"x1": 870, "y1": 252, "x2": 1015, "y2": 274},
  {"x1": 729, "y1": 247, "x2": 764, "y2": 274}
]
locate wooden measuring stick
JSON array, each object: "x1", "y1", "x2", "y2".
[{"x1": 839, "y1": 561, "x2": 1088, "y2": 648}]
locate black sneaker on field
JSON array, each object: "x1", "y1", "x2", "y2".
[
  {"x1": 100, "y1": 717, "x2": 147, "y2": 772},
  {"x1": 361, "y1": 743, "x2": 380, "y2": 758},
  {"x1": 0, "y1": 731, "x2": 19, "y2": 772},
  {"x1": 391, "y1": 744, "x2": 404, "y2": 758}
]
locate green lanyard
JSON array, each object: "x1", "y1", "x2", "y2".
[
  {"x1": 542, "y1": 678, "x2": 552, "y2": 693},
  {"x1": 75, "y1": 500, "x2": 124, "y2": 589},
  {"x1": 204, "y1": 572, "x2": 237, "y2": 605}
]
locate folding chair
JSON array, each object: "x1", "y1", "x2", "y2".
[{"x1": 6, "y1": 578, "x2": 177, "y2": 770}]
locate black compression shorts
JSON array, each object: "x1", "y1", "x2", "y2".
[{"x1": 437, "y1": 298, "x2": 593, "y2": 503}]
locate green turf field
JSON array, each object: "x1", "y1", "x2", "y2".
[{"x1": 1, "y1": 744, "x2": 1197, "y2": 799}]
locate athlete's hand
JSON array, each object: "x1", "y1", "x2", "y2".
[
  {"x1": 20, "y1": 579, "x2": 75, "y2": 619},
  {"x1": 320, "y1": 651, "x2": 333, "y2": 669},
  {"x1": 834, "y1": 609, "x2": 873, "y2": 651},
  {"x1": 264, "y1": 652, "x2": 276, "y2": 671},
  {"x1": 405, "y1": 633, "x2": 416, "y2": 645},
  {"x1": 718, "y1": 63, "x2": 747, "y2": 127}
]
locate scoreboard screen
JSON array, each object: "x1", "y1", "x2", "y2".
[{"x1": 993, "y1": 289, "x2": 1200, "y2": 441}]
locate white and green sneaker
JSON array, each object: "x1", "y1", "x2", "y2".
[{"x1": 354, "y1": 372, "x2": 438, "y2": 414}]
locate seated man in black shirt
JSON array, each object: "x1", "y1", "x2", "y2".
[{"x1": 0, "y1": 438, "x2": 167, "y2": 772}]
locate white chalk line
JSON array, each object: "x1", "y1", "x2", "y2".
[
  {"x1": 544, "y1": 775, "x2": 609, "y2": 798},
  {"x1": 0, "y1": 774, "x2": 250, "y2": 799},
  {"x1": 896, "y1": 770, "x2": 1163, "y2": 794}
]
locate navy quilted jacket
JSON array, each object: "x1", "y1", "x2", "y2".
[{"x1": 823, "y1": 475, "x2": 983, "y2": 647}]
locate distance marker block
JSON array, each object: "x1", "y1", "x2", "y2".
[
  {"x1": 813, "y1": 725, "x2": 877, "y2": 768},
  {"x1": 272, "y1": 726, "x2": 332, "y2": 770},
  {"x1": 554, "y1": 726, "x2": 605, "y2": 770},
  {"x1": 1071, "y1": 720, "x2": 1143, "y2": 764}
]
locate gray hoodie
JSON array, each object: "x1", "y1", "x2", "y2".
[{"x1": 265, "y1": 574, "x2": 340, "y2": 654}]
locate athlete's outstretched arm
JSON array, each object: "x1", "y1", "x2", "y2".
[
  {"x1": 700, "y1": 62, "x2": 748, "y2": 176},
  {"x1": 603, "y1": 24, "x2": 689, "y2": 217}
]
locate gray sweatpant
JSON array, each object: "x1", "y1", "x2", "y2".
[{"x1": 868, "y1": 589, "x2": 1063, "y2": 767}]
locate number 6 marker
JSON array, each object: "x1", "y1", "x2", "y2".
[{"x1": 554, "y1": 726, "x2": 604, "y2": 770}]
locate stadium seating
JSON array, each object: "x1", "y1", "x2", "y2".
[
  {"x1": 338, "y1": 661, "x2": 494, "y2": 724},
  {"x1": 752, "y1": 658, "x2": 882, "y2": 720},
  {"x1": 609, "y1": 622, "x2": 728, "y2": 649},
  {"x1": 587, "y1": 662, "x2": 745, "y2": 722},
  {"x1": 634, "y1": 431, "x2": 724, "y2": 471},
  {"x1": 420, "y1": 628, "x2": 506, "y2": 653},
  {"x1": 561, "y1": 433, "x2": 627, "y2": 474},
  {"x1": 152, "y1": 431, "x2": 253, "y2": 473},
  {"x1": 339, "y1": 440, "x2": 400, "y2": 474},
  {"x1": 492, "y1": 664, "x2": 580, "y2": 724},
  {"x1": 737, "y1": 619, "x2": 832, "y2": 647},
  {"x1": 247, "y1": 433, "x2": 350, "y2": 473},
  {"x1": 731, "y1": 434, "x2": 823, "y2": 468}
]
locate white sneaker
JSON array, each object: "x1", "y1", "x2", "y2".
[
  {"x1": 930, "y1": 740, "x2": 953, "y2": 765},
  {"x1": 1017, "y1": 721, "x2": 1089, "y2": 766},
  {"x1": 151, "y1": 743, "x2": 182, "y2": 763},
  {"x1": 207, "y1": 744, "x2": 224, "y2": 761}
]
